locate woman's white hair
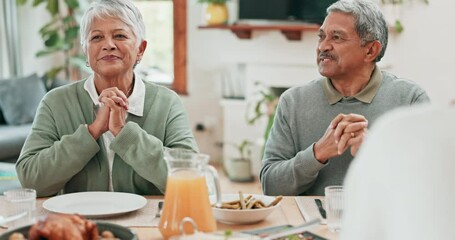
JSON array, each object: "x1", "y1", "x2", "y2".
[{"x1": 79, "y1": 0, "x2": 145, "y2": 52}]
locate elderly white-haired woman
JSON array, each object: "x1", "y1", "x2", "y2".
[{"x1": 16, "y1": 0, "x2": 198, "y2": 197}]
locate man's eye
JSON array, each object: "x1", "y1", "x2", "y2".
[
  {"x1": 317, "y1": 34, "x2": 325, "y2": 41},
  {"x1": 332, "y1": 35, "x2": 344, "y2": 42}
]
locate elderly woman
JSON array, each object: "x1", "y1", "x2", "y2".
[{"x1": 16, "y1": 0, "x2": 198, "y2": 197}]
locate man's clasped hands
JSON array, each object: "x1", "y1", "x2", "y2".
[{"x1": 314, "y1": 114, "x2": 368, "y2": 163}]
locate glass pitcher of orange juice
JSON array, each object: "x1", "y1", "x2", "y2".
[{"x1": 159, "y1": 148, "x2": 222, "y2": 239}]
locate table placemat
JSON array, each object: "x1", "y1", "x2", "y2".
[{"x1": 294, "y1": 197, "x2": 326, "y2": 225}]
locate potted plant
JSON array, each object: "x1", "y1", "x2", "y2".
[
  {"x1": 16, "y1": 0, "x2": 91, "y2": 85},
  {"x1": 198, "y1": 0, "x2": 229, "y2": 26},
  {"x1": 224, "y1": 140, "x2": 254, "y2": 182},
  {"x1": 380, "y1": 0, "x2": 429, "y2": 33},
  {"x1": 246, "y1": 82, "x2": 285, "y2": 156}
]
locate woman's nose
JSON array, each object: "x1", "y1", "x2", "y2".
[{"x1": 102, "y1": 38, "x2": 116, "y2": 50}]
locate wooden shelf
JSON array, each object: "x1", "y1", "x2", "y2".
[{"x1": 198, "y1": 23, "x2": 320, "y2": 41}]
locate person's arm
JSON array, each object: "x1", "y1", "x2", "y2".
[
  {"x1": 260, "y1": 97, "x2": 326, "y2": 196},
  {"x1": 16, "y1": 98, "x2": 100, "y2": 197},
  {"x1": 110, "y1": 92, "x2": 198, "y2": 193},
  {"x1": 412, "y1": 91, "x2": 430, "y2": 104}
]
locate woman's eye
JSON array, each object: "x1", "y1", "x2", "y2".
[
  {"x1": 90, "y1": 35, "x2": 101, "y2": 41},
  {"x1": 114, "y1": 34, "x2": 127, "y2": 39}
]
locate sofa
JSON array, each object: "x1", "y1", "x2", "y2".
[{"x1": 0, "y1": 73, "x2": 68, "y2": 193}]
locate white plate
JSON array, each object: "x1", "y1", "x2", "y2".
[
  {"x1": 43, "y1": 191, "x2": 147, "y2": 218},
  {"x1": 210, "y1": 193, "x2": 281, "y2": 224}
]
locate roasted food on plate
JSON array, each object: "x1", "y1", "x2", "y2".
[
  {"x1": 5, "y1": 214, "x2": 121, "y2": 240},
  {"x1": 28, "y1": 213, "x2": 98, "y2": 240}
]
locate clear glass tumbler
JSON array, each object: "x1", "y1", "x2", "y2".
[
  {"x1": 4, "y1": 188, "x2": 36, "y2": 227},
  {"x1": 324, "y1": 185, "x2": 344, "y2": 232}
]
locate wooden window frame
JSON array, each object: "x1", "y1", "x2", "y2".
[{"x1": 173, "y1": 0, "x2": 187, "y2": 95}]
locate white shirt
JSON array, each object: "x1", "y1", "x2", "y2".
[
  {"x1": 83, "y1": 75, "x2": 145, "y2": 191},
  {"x1": 341, "y1": 104, "x2": 455, "y2": 240}
]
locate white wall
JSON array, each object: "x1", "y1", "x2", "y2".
[
  {"x1": 16, "y1": 3, "x2": 59, "y2": 78},
  {"x1": 14, "y1": 0, "x2": 455, "y2": 165}
]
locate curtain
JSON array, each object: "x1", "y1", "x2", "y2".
[{"x1": 1, "y1": 0, "x2": 22, "y2": 78}]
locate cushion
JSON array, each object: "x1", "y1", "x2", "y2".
[
  {"x1": 0, "y1": 124, "x2": 32, "y2": 160},
  {"x1": 0, "y1": 162, "x2": 21, "y2": 195},
  {"x1": 0, "y1": 74, "x2": 47, "y2": 125},
  {"x1": 0, "y1": 108, "x2": 6, "y2": 125}
]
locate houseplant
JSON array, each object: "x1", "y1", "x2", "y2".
[
  {"x1": 16, "y1": 0, "x2": 90, "y2": 85},
  {"x1": 246, "y1": 82, "x2": 284, "y2": 156},
  {"x1": 224, "y1": 140, "x2": 254, "y2": 182},
  {"x1": 380, "y1": 0, "x2": 429, "y2": 33},
  {"x1": 198, "y1": 0, "x2": 229, "y2": 25}
]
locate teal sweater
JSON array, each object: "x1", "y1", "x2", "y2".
[
  {"x1": 16, "y1": 79, "x2": 198, "y2": 197},
  {"x1": 260, "y1": 70, "x2": 430, "y2": 196}
]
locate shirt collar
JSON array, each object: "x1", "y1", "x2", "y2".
[
  {"x1": 323, "y1": 67, "x2": 382, "y2": 105},
  {"x1": 83, "y1": 74, "x2": 145, "y2": 116}
]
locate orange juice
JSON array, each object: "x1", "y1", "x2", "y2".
[{"x1": 159, "y1": 169, "x2": 217, "y2": 239}]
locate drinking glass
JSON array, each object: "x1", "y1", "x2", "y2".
[
  {"x1": 4, "y1": 188, "x2": 36, "y2": 228},
  {"x1": 324, "y1": 186, "x2": 344, "y2": 232}
]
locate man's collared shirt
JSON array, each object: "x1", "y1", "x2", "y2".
[{"x1": 323, "y1": 67, "x2": 382, "y2": 105}]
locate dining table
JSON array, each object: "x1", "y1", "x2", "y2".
[{"x1": 0, "y1": 195, "x2": 339, "y2": 240}]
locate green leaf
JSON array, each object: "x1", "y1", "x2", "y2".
[
  {"x1": 39, "y1": 19, "x2": 58, "y2": 35},
  {"x1": 62, "y1": 15, "x2": 76, "y2": 25},
  {"x1": 394, "y1": 20, "x2": 403, "y2": 33},
  {"x1": 46, "y1": 66, "x2": 65, "y2": 80},
  {"x1": 224, "y1": 229, "x2": 232, "y2": 240},
  {"x1": 64, "y1": 26, "x2": 79, "y2": 42},
  {"x1": 36, "y1": 49, "x2": 57, "y2": 57},
  {"x1": 46, "y1": 0, "x2": 59, "y2": 16},
  {"x1": 32, "y1": 0, "x2": 45, "y2": 7},
  {"x1": 16, "y1": 0, "x2": 28, "y2": 6},
  {"x1": 64, "y1": 0, "x2": 79, "y2": 9},
  {"x1": 43, "y1": 30, "x2": 60, "y2": 47}
]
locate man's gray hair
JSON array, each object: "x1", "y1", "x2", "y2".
[
  {"x1": 79, "y1": 0, "x2": 145, "y2": 52},
  {"x1": 327, "y1": 0, "x2": 388, "y2": 62}
]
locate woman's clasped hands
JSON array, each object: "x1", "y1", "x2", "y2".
[{"x1": 88, "y1": 87, "x2": 130, "y2": 139}]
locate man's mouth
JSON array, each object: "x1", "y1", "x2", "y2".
[{"x1": 319, "y1": 53, "x2": 336, "y2": 62}]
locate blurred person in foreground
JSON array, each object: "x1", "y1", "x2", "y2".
[
  {"x1": 260, "y1": 0, "x2": 429, "y2": 196},
  {"x1": 16, "y1": 0, "x2": 198, "y2": 197},
  {"x1": 341, "y1": 103, "x2": 455, "y2": 239}
]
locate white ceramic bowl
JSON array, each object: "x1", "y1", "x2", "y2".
[{"x1": 210, "y1": 193, "x2": 281, "y2": 224}]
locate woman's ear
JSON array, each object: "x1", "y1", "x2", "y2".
[
  {"x1": 365, "y1": 40, "x2": 382, "y2": 62},
  {"x1": 137, "y1": 40, "x2": 147, "y2": 60}
]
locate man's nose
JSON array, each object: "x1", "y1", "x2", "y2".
[{"x1": 318, "y1": 38, "x2": 332, "y2": 52}]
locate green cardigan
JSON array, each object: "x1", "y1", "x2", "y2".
[{"x1": 16, "y1": 79, "x2": 198, "y2": 197}]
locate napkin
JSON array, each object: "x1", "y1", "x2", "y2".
[{"x1": 294, "y1": 197, "x2": 327, "y2": 225}]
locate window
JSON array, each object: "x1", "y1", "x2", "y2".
[{"x1": 134, "y1": 0, "x2": 187, "y2": 94}]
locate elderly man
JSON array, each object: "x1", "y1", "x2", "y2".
[{"x1": 260, "y1": 0, "x2": 429, "y2": 196}]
